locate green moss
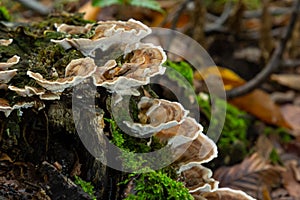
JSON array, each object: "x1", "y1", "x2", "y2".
[
  {"x1": 74, "y1": 176, "x2": 96, "y2": 200},
  {"x1": 106, "y1": 116, "x2": 189, "y2": 198},
  {"x1": 0, "y1": 6, "x2": 11, "y2": 21},
  {"x1": 105, "y1": 117, "x2": 161, "y2": 153},
  {"x1": 164, "y1": 60, "x2": 194, "y2": 87},
  {"x1": 197, "y1": 93, "x2": 250, "y2": 165},
  {"x1": 123, "y1": 171, "x2": 193, "y2": 200},
  {"x1": 31, "y1": 12, "x2": 93, "y2": 34},
  {"x1": 263, "y1": 126, "x2": 292, "y2": 143},
  {"x1": 269, "y1": 148, "x2": 282, "y2": 165}
]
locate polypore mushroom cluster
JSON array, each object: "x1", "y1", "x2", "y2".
[
  {"x1": 123, "y1": 96, "x2": 254, "y2": 199},
  {"x1": 0, "y1": 19, "x2": 164, "y2": 117},
  {"x1": 0, "y1": 50, "x2": 43, "y2": 116},
  {"x1": 0, "y1": 18, "x2": 254, "y2": 199}
]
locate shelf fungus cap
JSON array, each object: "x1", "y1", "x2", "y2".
[
  {"x1": 27, "y1": 57, "x2": 97, "y2": 92},
  {"x1": 92, "y1": 43, "x2": 166, "y2": 95},
  {"x1": 8, "y1": 85, "x2": 46, "y2": 97},
  {"x1": 55, "y1": 23, "x2": 94, "y2": 35},
  {"x1": 155, "y1": 117, "x2": 204, "y2": 159},
  {"x1": 123, "y1": 97, "x2": 189, "y2": 137},
  {"x1": 52, "y1": 19, "x2": 151, "y2": 57},
  {"x1": 181, "y1": 165, "x2": 219, "y2": 193},
  {"x1": 176, "y1": 131, "x2": 218, "y2": 173},
  {"x1": 39, "y1": 92, "x2": 61, "y2": 100},
  {"x1": 0, "y1": 55, "x2": 20, "y2": 71},
  {"x1": 200, "y1": 188, "x2": 256, "y2": 200},
  {"x1": 0, "y1": 69, "x2": 18, "y2": 83},
  {"x1": 0, "y1": 39, "x2": 13, "y2": 46},
  {"x1": 0, "y1": 98, "x2": 44, "y2": 117}
]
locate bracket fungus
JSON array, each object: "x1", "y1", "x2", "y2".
[
  {"x1": 123, "y1": 97, "x2": 189, "y2": 137},
  {"x1": 0, "y1": 55, "x2": 20, "y2": 84},
  {"x1": 27, "y1": 57, "x2": 97, "y2": 93},
  {"x1": 0, "y1": 69, "x2": 18, "y2": 84},
  {"x1": 0, "y1": 98, "x2": 44, "y2": 117},
  {"x1": 55, "y1": 23, "x2": 94, "y2": 35},
  {"x1": 52, "y1": 19, "x2": 151, "y2": 57},
  {"x1": 0, "y1": 55, "x2": 20, "y2": 70},
  {"x1": 0, "y1": 38, "x2": 13, "y2": 46},
  {"x1": 8, "y1": 85, "x2": 46, "y2": 97},
  {"x1": 181, "y1": 165, "x2": 219, "y2": 193},
  {"x1": 0, "y1": 18, "x2": 255, "y2": 200},
  {"x1": 92, "y1": 43, "x2": 166, "y2": 96}
]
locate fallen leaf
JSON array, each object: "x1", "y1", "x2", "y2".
[
  {"x1": 229, "y1": 89, "x2": 292, "y2": 129},
  {"x1": 291, "y1": 161, "x2": 300, "y2": 181},
  {"x1": 196, "y1": 66, "x2": 291, "y2": 128},
  {"x1": 195, "y1": 66, "x2": 245, "y2": 90},
  {"x1": 214, "y1": 153, "x2": 284, "y2": 199},
  {"x1": 271, "y1": 74, "x2": 300, "y2": 91},
  {"x1": 280, "y1": 104, "x2": 300, "y2": 131},
  {"x1": 255, "y1": 134, "x2": 274, "y2": 160},
  {"x1": 282, "y1": 160, "x2": 300, "y2": 198}
]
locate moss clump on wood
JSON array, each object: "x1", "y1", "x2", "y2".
[
  {"x1": 123, "y1": 170, "x2": 193, "y2": 200},
  {"x1": 197, "y1": 93, "x2": 250, "y2": 166}
]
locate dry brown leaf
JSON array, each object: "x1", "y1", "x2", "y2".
[
  {"x1": 290, "y1": 160, "x2": 300, "y2": 181},
  {"x1": 229, "y1": 89, "x2": 291, "y2": 129},
  {"x1": 255, "y1": 134, "x2": 274, "y2": 160},
  {"x1": 214, "y1": 153, "x2": 284, "y2": 199},
  {"x1": 271, "y1": 74, "x2": 300, "y2": 91},
  {"x1": 280, "y1": 104, "x2": 300, "y2": 132},
  {"x1": 196, "y1": 66, "x2": 291, "y2": 128},
  {"x1": 282, "y1": 160, "x2": 300, "y2": 198}
]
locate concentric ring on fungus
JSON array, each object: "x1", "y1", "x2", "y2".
[
  {"x1": 27, "y1": 57, "x2": 97, "y2": 92},
  {"x1": 92, "y1": 43, "x2": 166, "y2": 96},
  {"x1": 52, "y1": 19, "x2": 151, "y2": 57}
]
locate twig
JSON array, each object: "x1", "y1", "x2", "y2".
[
  {"x1": 205, "y1": 0, "x2": 233, "y2": 32},
  {"x1": 280, "y1": 59, "x2": 300, "y2": 68},
  {"x1": 15, "y1": 0, "x2": 50, "y2": 15},
  {"x1": 226, "y1": 0, "x2": 300, "y2": 99},
  {"x1": 244, "y1": 7, "x2": 291, "y2": 18},
  {"x1": 170, "y1": 0, "x2": 192, "y2": 30}
]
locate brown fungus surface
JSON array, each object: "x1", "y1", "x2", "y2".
[
  {"x1": 0, "y1": 55, "x2": 20, "y2": 70},
  {"x1": 181, "y1": 165, "x2": 219, "y2": 193},
  {"x1": 92, "y1": 43, "x2": 166, "y2": 95},
  {"x1": 0, "y1": 39, "x2": 13, "y2": 46},
  {"x1": 52, "y1": 19, "x2": 151, "y2": 57},
  {"x1": 200, "y1": 188, "x2": 256, "y2": 200},
  {"x1": 0, "y1": 69, "x2": 18, "y2": 84},
  {"x1": 0, "y1": 98, "x2": 44, "y2": 117},
  {"x1": 27, "y1": 57, "x2": 97, "y2": 92},
  {"x1": 55, "y1": 23, "x2": 94, "y2": 35},
  {"x1": 8, "y1": 85, "x2": 46, "y2": 97},
  {"x1": 123, "y1": 97, "x2": 189, "y2": 137}
]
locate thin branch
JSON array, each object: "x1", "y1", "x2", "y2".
[
  {"x1": 226, "y1": 0, "x2": 300, "y2": 99},
  {"x1": 170, "y1": 0, "x2": 192, "y2": 30},
  {"x1": 205, "y1": 0, "x2": 233, "y2": 32},
  {"x1": 15, "y1": 0, "x2": 50, "y2": 15}
]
